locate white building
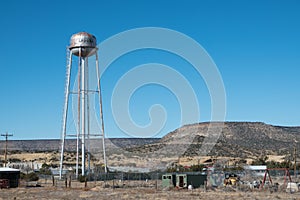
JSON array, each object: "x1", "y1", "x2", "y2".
[{"x1": 243, "y1": 165, "x2": 267, "y2": 177}]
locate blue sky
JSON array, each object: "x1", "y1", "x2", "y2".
[{"x1": 0, "y1": 0, "x2": 299, "y2": 139}]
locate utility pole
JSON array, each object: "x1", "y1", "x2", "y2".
[
  {"x1": 1, "y1": 132, "x2": 13, "y2": 167},
  {"x1": 294, "y1": 147, "x2": 297, "y2": 179}
]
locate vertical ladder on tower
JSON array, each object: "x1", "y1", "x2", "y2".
[{"x1": 59, "y1": 48, "x2": 72, "y2": 179}]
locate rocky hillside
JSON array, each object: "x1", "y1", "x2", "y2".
[
  {"x1": 127, "y1": 122, "x2": 300, "y2": 159},
  {"x1": 205, "y1": 122, "x2": 299, "y2": 157},
  {"x1": 1, "y1": 122, "x2": 300, "y2": 165}
]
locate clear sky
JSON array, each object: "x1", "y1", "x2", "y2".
[{"x1": 0, "y1": 0, "x2": 299, "y2": 139}]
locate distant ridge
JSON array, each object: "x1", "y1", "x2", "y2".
[
  {"x1": 1, "y1": 122, "x2": 300, "y2": 159},
  {"x1": 174, "y1": 122, "x2": 300, "y2": 157},
  {"x1": 125, "y1": 122, "x2": 300, "y2": 159},
  {"x1": 0, "y1": 138, "x2": 159, "y2": 152}
]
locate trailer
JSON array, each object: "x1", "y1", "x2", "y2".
[
  {"x1": 162, "y1": 173, "x2": 176, "y2": 188},
  {"x1": 176, "y1": 173, "x2": 207, "y2": 188},
  {"x1": 162, "y1": 172, "x2": 207, "y2": 189}
]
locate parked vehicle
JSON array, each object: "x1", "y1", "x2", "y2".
[{"x1": 0, "y1": 179, "x2": 9, "y2": 189}]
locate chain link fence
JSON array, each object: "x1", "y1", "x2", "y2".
[{"x1": 35, "y1": 172, "x2": 163, "y2": 189}]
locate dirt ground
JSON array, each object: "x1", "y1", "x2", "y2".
[{"x1": 1, "y1": 184, "x2": 300, "y2": 200}]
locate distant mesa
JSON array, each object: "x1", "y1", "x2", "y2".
[{"x1": 1, "y1": 122, "x2": 299, "y2": 160}]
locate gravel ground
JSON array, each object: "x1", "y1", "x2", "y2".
[{"x1": 1, "y1": 186, "x2": 300, "y2": 200}]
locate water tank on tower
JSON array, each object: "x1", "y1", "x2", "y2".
[
  {"x1": 59, "y1": 32, "x2": 107, "y2": 179},
  {"x1": 69, "y1": 32, "x2": 97, "y2": 57}
]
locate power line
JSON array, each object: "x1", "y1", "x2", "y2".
[{"x1": 1, "y1": 132, "x2": 13, "y2": 167}]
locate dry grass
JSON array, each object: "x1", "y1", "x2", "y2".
[
  {"x1": 9, "y1": 153, "x2": 52, "y2": 161},
  {"x1": 1, "y1": 181, "x2": 300, "y2": 200}
]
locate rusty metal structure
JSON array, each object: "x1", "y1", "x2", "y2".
[
  {"x1": 59, "y1": 32, "x2": 107, "y2": 179},
  {"x1": 260, "y1": 168, "x2": 292, "y2": 190}
]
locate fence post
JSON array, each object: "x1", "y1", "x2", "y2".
[
  {"x1": 69, "y1": 175, "x2": 72, "y2": 188},
  {"x1": 104, "y1": 172, "x2": 107, "y2": 187},
  {"x1": 127, "y1": 173, "x2": 129, "y2": 187},
  {"x1": 85, "y1": 176, "x2": 87, "y2": 188},
  {"x1": 139, "y1": 173, "x2": 141, "y2": 187},
  {"x1": 156, "y1": 173, "x2": 158, "y2": 190},
  {"x1": 65, "y1": 177, "x2": 67, "y2": 188},
  {"x1": 121, "y1": 172, "x2": 123, "y2": 186}
]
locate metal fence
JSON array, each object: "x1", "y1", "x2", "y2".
[{"x1": 35, "y1": 172, "x2": 163, "y2": 189}]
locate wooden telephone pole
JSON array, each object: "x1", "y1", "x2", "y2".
[
  {"x1": 294, "y1": 147, "x2": 297, "y2": 179},
  {"x1": 1, "y1": 132, "x2": 13, "y2": 167}
]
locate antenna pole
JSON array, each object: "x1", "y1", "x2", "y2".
[{"x1": 1, "y1": 132, "x2": 13, "y2": 167}]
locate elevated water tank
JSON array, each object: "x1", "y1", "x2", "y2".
[{"x1": 69, "y1": 32, "x2": 97, "y2": 57}]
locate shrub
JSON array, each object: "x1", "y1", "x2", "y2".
[
  {"x1": 21, "y1": 172, "x2": 39, "y2": 181},
  {"x1": 78, "y1": 175, "x2": 86, "y2": 182}
]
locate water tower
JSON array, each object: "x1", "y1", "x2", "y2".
[{"x1": 59, "y1": 32, "x2": 107, "y2": 178}]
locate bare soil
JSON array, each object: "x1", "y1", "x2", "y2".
[{"x1": 1, "y1": 183, "x2": 300, "y2": 200}]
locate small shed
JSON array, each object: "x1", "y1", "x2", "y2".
[
  {"x1": 0, "y1": 167, "x2": 20, "y2": 188},
  {"x1": 162, "y1": 173, "x2": 176, "y2": 188},
  {"x1": 176, "y1": 173, "x2": 207, "y2": 188},
  {"x1": 162, "y1": 172, "x2": 207, "y2": 188}
]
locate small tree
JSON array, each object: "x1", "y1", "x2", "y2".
[
  {"x1": 39, "y1": 163, "x2": 52, "y2": 175},
  {"x1": 20, "y1": 172, "x2": 39, "y2": 181},
  {"x1": 251, "y1": 155, "x2": 269, "y2": 165}
]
